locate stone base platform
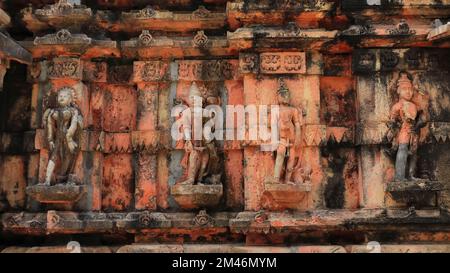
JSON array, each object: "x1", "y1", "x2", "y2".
[
  {"x1": 26, "y1": 183, "x2": 87, "y2": 204},
  {"x1": 386, "y1": 180, "x2": 443, "y2": 192},
  {"x1": 262, "y1": 180, "x2": 311, "y2": 210},
  {"x1": 386, "y1": 180, "x2": 443, "y2": 208},
  {"x1": 170, "y1": 184, "x2": 223, "y2": 209}
]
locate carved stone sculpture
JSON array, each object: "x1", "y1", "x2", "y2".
[
  {"x1": 385, "y1": 73, "x2": 426, "y2": 182},
  {"x1": 26, "y1": 87, "x2": 86, "y2": 206},
  {"x1": 385, "y1": 72, "x2": 442, "y2": 210},
  {"x1": 178, "y1": 82, "x2": 221, "y2": 186},
  {"x1": 273, "y1": 79, "x2": 303, "y2": 184},
  {"x1": 171, "y1": 82, "x2": 223, "y2": 209},
  {"x1": 262, "y1": 80, "x2": 310, "y2": 211},
  {"x1": 43, "y1": 87, "x2": 83, "y2": 185}
]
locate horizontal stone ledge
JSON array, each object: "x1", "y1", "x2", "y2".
[
  {"x1": 2, "y1": 209, "x2": 449, "y2": 235},
  {"x1": 227, "y1": 1, "x2": 334, "y2": 12},
  {"x1": 226, "y1": 1, "x2": 334, "y2": 30},
  {"x1": 428, "y1": 22, "x2": 450, "y2": 41},
  {"x1": 342, "y1": 0, "x2": 450, "y2": 15},
  {"x1": 19, "y1": 31, "x2": 120, "y2": 59},
  {"x1": 3, "y1": 243, "x2": 450, "y2": 253},
  {"x1": 0, "y1": 32, "x2": 33, "y2": 65},
  {"x1": 22, "y1": 4, "x2": 227, "y2": 34},
  {"x1": 386, "y1": 180, "x2": 444, "y2": 192}
]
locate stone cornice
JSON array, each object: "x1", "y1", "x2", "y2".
[
  {"x1": 121, "y1": 30, "x2": 233, "y2": 58},
  {"x1": 2, "y1": 209, "x2": 449, "y2": 235},
  {"x1": 227, "y1": 26, "x2": 338, "y2": 50},
  {"x1": 20, "y1": 30, "x2": 119, "y2": 59}
]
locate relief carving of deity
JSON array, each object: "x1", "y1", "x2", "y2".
[
  {"x1": 42, "y1": 87, "x2": 83, "y2": 185},
  {"x1": 272, "y1": 80, "x2": 304, "y2": 184},
  {"x1": 176, "y1": 82, "x2": 222, "y2": 186},
  {"x1": 385, "y1": 72, "x2": 428, "y2": 182}
]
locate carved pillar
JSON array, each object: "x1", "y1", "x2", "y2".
[
  {"x1": 133, "y1": 61, "x2": 170, "y2": 211},
  {"x1": 101, "y1": 64, "x2": 135, "y2": 211}
]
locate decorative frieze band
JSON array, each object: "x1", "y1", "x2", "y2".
[
  {"x1": 27, "y1": 59, "x2": 108, "y2": 82},
  {"x1": 353, "y1": 49, "x2": 450, "y2": 73},
  {"x1": 133, "y1": 61, "x2": 170, "y2": 83},
  {"x1": 176, "y1": 60, "x2": 240, "y2": 81},
  {"x1": 239, "y1": 52, "x2": 307, "y2": 74}
]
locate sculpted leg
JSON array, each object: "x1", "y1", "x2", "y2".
[
  {"x1": 184, "y1": 150, "x2": 200, "y2": 185},
  {"x1": 274, "y1": 144, "x2": 286, "y2": 182},
  {"x1": 44, "y1": 160, "x2": 56, "y2": 186},
  {"x1": 198, "y1": 151, "x2": 209, "y2": 183},
  {"x1": 285, "y1": 148, "x2": 297, "y2": 184},
  {"x1": 395, "y1": 144, "x2": 409, "y2": 181},
  {"x1": 408, "y1": 153, "x2": 419, "y2": 180}
]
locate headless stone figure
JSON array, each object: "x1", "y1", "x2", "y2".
[
  {"x1": 387, "y1": 73, "x2": 427, "y2": 181},
  {"x1": 43, "y1": 87, "x2": 83, "y2": 185},
  {"x1": 273, "y1": 80, "x2": 302, "y2": 184}
]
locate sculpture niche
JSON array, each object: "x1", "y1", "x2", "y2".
[
  {"x1": 170, "y1": 82, "x2": 223, "y2": 209},
  {"x1": 262, "y1": 80, "x2": 311, "y2": 211},
  {"x1": 27, "y1": 87, "x2": 87, "y2": 205},
  {"x1": 384, "y1": 72, "x2": 442, "y2": 210}
]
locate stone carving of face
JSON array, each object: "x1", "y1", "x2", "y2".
[
  {"x1": 206, "y1": 96, "x2": 220, "y2": 106},
  {"x1": 398, "y1": 85, "x2": 413, "y2": 101},
  {"x1": 188, "y1": 94, "x2": 203, "y2": 107},
  {"x1": 278, "y1": 91, "x2": 290, "y2": 105},
  {"x1": 57, "y1": 88, "x2": 73, "y2": 107},
  {"x1": 187, "y1": 82, "x2": 204, "y2": 107}
]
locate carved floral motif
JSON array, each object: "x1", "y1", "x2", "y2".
[
  {"x1": 192, "y1": 210, "x2": 214, "y2": 227},
  {"x1": 48, "y1": 58, "x2": 81, "y2": 79},
  {"x1": 192, "y1": 31, "x2": 209, "y2": 47},
  {"x1": 380, "y1": 50, "x2": 399, "y2": 70},
  {"x1": 192, "y1": 6, "x2": 212, "y2": 18},
  {"x1": 260, "y1": 52, "x2": 306, "y2": 74},
  {"x1": 239, "y1": 53, "x2": 259, "y2": 74},
  {"x1": 353, "y1": 51, "x2": 376, "y2": 73},
  {"x1": 35, "y1": 0, "x2": 92, "y2": 17},
  {"x1": 178, "y1": 60, "x2": 237, "y2": 81},
  {"x1": 139, "y1": 30, "x2": 153, "y2": 46},
  {"x1": 34, "y1": 29, "x2": 92, "y2": 45},
  {"x1": 388, "y1": 19, "x2": 416, "y2": 35}
]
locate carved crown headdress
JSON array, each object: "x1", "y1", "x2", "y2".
[
  {"x1": 397, "y1": 73, "x2": 413, "y2": 93},
  {"x1": 189, "y1": 82, "x2": 203, "y2": 98},
  {"x1": 277, "y1": 79, "x2": 290, "y2": 95}
]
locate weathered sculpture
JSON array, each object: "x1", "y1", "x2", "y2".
[
  {"x1": 171, "y1": 82, "x2": 223, "y2": 209},
  {"x1": 385, "y1": 72, "x2": 427, "y2": 182},
  {"x1": 26, "y1": 87, "x2": 86, "y2": 206},
  {"x1": 273, "y1": 79, "x2": 303, "y2": 184},
  {"x1": 43, "y1": 87, "x2": 83, "y2": 185},
  {"x1": 178, "y1": 82, "x2": 222, "y2": 186},
  {"x1": 385, "y1": 72, "x2": 443, "y2": 211},
  {"x1": 262, "y1": 80, "x2": 310, "y2": 211}
]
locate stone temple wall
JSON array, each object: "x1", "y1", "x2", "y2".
[{"x1": 0, "y1": 0, "x2": 450, "y2": 252}]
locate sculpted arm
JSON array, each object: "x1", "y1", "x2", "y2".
[
  {"x1": 66, "y1": 109, "x2": 79, "y2": 153},
  {"x1": 293, "y1": 108, "x2": 302, "y2": 145},
  {"x1": 47, "y1": 111, "x2": 56, "y2": 150}
]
